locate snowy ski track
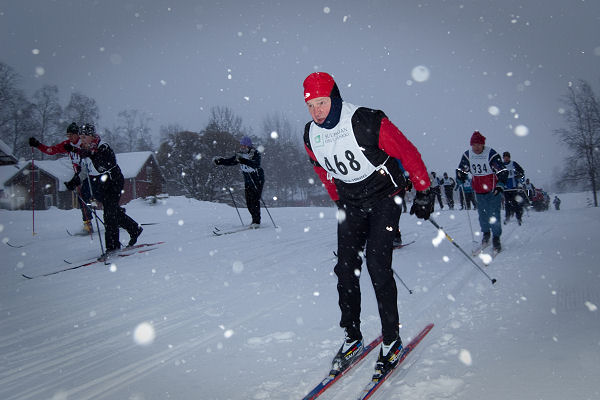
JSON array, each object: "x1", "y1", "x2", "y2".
[{"x1": 1, "y1": 194, "x2": 599, "y2": 400}]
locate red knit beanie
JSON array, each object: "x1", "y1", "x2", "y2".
[
  {"x1": 303, "y1": 72, "x2": 336, "y2": 102},
  {"x1": 470, "y1": 131, "x2": 486, "y2": 145}
]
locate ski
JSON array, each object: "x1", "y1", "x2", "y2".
[
  {"x1": 302, "y1": 335, "x2": 383, "y2": 400},
  {"x1": 67, "y1": 223, "x2": 156, "y2": 237},
  {"x1": 63, "y1": 241, "x2": 165, "y2": 264},
  {"x1": 357, "y1": 323, "x2": 434, "y2": 400},
  {"x1": 471, "y1": 241, "x2": 490, "y2": 257},
  {"x1": 23, "y1": 242, "x2": 165, "y2": 279},
  {"x1": 212, "y1": 226, "x2": 259, "y2": 236},
  {"x1": 393, "y1": 240, "x2": 415, "y2": 250},
  {"x1": 66, "y1": 228, "x2": 94, "y2": 237},
  {"x1": 5, "y1": 241, "x2": 29, "y2": 248}
]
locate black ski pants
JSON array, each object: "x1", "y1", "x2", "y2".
[
  {"x1": 334, "y1": 195, "x2": 401, "y2": 344},
  {"x1": 102, "y1": 168, "x2": 139, "y2": 251},
  {"x1": 464, "y1": 191, "x2": 477, "y2": 210},
  {"x1": 245, "y1": 173, "x2": 264, "y2": 224},
  {"x1": 431, "y1": 186, "x2": 443, "y2": 209},
  {"x1": 444, "y1": 186, "x2": 455, "y2": 208},
  {"x1": 504, "y1": 190, "x2": 523, "y2": 221}
]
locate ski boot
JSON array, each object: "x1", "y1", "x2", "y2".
[
  {"x1": 128, "y1": 225, "x2": 143, "y2": 247},
  {"x1": 373, "y1": 337, "x2": 403, "y2": 381},
  {"x1": 83, "y1": 220, "x2": 93, "y2": 234},
  {"x1": 330, "y1": 333, "x2": 364, "y2": 375},
  {"x1": 492, "y1": 236, "x2": 502, "y2": 256}
]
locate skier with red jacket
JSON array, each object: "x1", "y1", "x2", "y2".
[
  {"x1": 456, "y1": 131, "x2": 508, "y2": 253},
  {"x1": 29, "y1": 122, "x2": 101, "y2": 234},
  {"x1": 302, "y1": 72, "x2": 433, "y2": 379}
]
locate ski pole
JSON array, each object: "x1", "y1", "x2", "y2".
[
  {"x1": 428, "y1": 217, "x2": 497, "y2": 285},
  {"x1": 31, "y1": 148, "x2": 36, "y2": 235},
  {"x1": 259, "y1": 196, "x2": 277, "y2": 228},
  {"x1": 68, "y1": 153, "x2": 93, "y2": 236},
  {"x1": 393, "y1": 268, "x2": 413, "y2": 294},
  {"x1": 83, "y1": 162, "x2": 105, "y2": 256},
  {"x1": 74, "y1": 192, "x2": 105, "y2": 226},
  {"x1": 226, "y1": 186, "x2": 244, "y2": 225},
  {"x1": 250, "y1": 176, "x2": 277, "y2": 228},
  {"x1": 460, "y1": 185, "x2": 477, "y2": 247}
]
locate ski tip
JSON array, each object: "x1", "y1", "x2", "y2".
[{"x1": 21, "y1": 274, "x2": 33, "y2": 279}]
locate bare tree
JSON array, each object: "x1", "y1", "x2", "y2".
[
  {"x1": 2, "y1": 92, "x2": 36, "y2": 158},
  {"x1": 555, "y1": 80, "x2": 600, "y2": 206},
  {"x1": 64, "y1": 92, "x2": 99, "y2": 126},
  {"x1": 158, "y1": 123, "x2": 184, "y2": 145},
  {"x1": 206, "y1": 106, "x2": 245, "y2": 137},
  {"x1": 31, "y1": 85, "x2": 63, "y2": 158},
  {"x1": 116, "y1": 109, "x2": 153, "y2": 152},
  {"x1": 259, "y1": 112, "x2": 314, "y2": 205},
  {"x1": 101, "y1": 126, "x2": 127, "y2": 153},
  {"x1": 0, "y1": 62, "x2": 22, "y2": 141}
]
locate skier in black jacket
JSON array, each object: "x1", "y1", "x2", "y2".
[
  {"x1": 214, "y1": 136, "x2": 265, "y2": 227},
  {"x1": 64, "y1": 124, "x2": 143, "y2": 252},
  {"x1": 302, "y1": 72, "x2": 433, "y2": 379}
]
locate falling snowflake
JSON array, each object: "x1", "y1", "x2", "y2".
[
  {"x1": 411, "y1": 65, "x2": 430, "y2": 82},
  {"x1": 133, "y1": 322, "x2": 156, "y2": 346},
  {"x1": 458, "y1": 349, "x2": 472, "y2": 366}
]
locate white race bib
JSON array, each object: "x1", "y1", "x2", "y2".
[
  {"x1": 309, "y1": 103, "x2": 377, "y2": 184},
  {"x1": 468, "y1": 147, "x2": 493, "y2": 176}
]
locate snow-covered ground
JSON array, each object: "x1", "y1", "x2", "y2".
[{"x1": 1, "y1": 192, "x2": 599, "y2": 400}]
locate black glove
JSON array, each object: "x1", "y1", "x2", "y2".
[
  {"x1": 213, "y1": 157, "x2": 223, "y2": 166},
  {"x1": 410, "y1": 189, "x2": 434, "y2": 220},
  {"x1": 456, "y1": 168, "x2": 468, "y2": 182},
  {"x1": 64, "y1": 174, "x2": 81, "y2": 191},
  {"x1": 63, "y1": 142, "x2": 75, "y2": 152},
  {"x1": 493, "y1": 185, "x2": 503, "y2": 196},
  {"x1": 29, "y1": 137, "x2": 40, "y2": 147}
]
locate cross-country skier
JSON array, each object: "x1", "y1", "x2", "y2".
[
  {"x1": 456, "y1": 131, "x2": 507, "y2": 254},
  {"x1": 29, "y1": 122, "x2": 103, "y2": 234},
  {"x1": 553, "y1": 196, "x2": 561, "y2": 210},
  {"x1": 429, "y1": 171, "x2": 444, "y2": 210},
  {"x1": 302, "y1": 72, "x2": 433, "y2": 378},
  {"x1": 502, "y1": 151, "x2": 525, "y2": 225},
  {"x1": 441, "y1": 172, "x2": 456, "y2": 210},
  {"x1": 213, "y1": 136, "x2": 265, "y2": 228},
  {"x1": 64, "y1": 124, "x2": 142, "y2": 252}
]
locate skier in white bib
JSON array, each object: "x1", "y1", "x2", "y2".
[
  {"x1": 456, "y1": 131, "x2": 507, "y2": 254},
  {"x1": 302, "y1": 72, "x2": 433, "y2": 378}
]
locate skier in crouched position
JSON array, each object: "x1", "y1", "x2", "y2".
[
  {"x1": 64, "y1": 124, "x2": 143, "y2": 253},
  {"x1": 302, "y1": 72, "x2": 433, "y2": 378},
  {"x1": 214, "y1": 136, "x2": 265, "y2": 228},
  {"x1": 29, "y1": 122, "x2": 101, "y2": 234}
]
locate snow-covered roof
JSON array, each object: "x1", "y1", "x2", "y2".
[
  {"x1": 116, "y1": 151, "x2": 156, "y2": 179},
  {"x1": 0, "y1": 138, "x2": 18, "y2": 165},
  {"x1": 17, "y1": 158, "x2": 77, "y2": 191},
  {"x1": 2, "y1": 151, "x2": 158, "y2": 190}
]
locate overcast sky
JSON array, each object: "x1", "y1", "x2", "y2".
[{"x1": 1, "y1": 0, "x2": 599, "y2": 186}]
